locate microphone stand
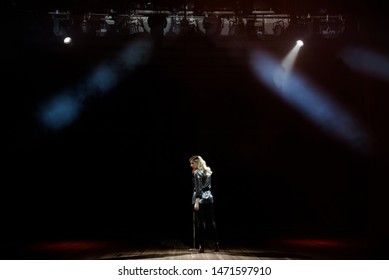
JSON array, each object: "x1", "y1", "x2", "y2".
[{"x1": 188, "y1": 210, "x2": 197, "y2": 251}]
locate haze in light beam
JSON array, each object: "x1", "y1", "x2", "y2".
[
  {"x1": 39, "y1": 37, "x2": 153, "y2": 130},
  {"x1": 340, "y1": 46, "x2": 389, "y2": 82},
  {"x1": 281, "y1": 41, "x2": 303, "y2": 73},
  {"x1": 249, "y1": 49, "x2": 369, "y2": 153}
]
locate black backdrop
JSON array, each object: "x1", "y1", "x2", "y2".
[{"x1": 2, "y1": 2, "x2": 388, "y2": 255}]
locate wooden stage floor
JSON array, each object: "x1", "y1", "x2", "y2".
[{"x1": 0, "y1": 236, "x2": 375, "y2": 260}]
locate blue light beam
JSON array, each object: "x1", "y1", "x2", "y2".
[
  {"x1": 38, "y1": 37, "x2": 153, "y2": 130},
  {"x1": 250, "y1": 50, "x2": 370, "y2": 153},
  {"x1": 39, "y1": 92, "x2": 81, "y2": 130},
  {"x1": 340, "y1": 46, "x2": 389, "y2": 82}
]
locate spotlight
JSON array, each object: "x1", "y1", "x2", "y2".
[
  {"x1": 64, "y1": 36, "x2": 72, "y2": 45},
  {"x1": 296, "y1": 40, "x2": 304, "y2": 47}
]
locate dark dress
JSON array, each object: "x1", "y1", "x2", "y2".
[{"x1": 192, "y1": 170, "x2": 218, "y2": 250}]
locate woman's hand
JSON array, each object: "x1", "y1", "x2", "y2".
[
  {"x1": 194, "y1": 202, "x2": 199, "y2": 211},
  {"x1": 194, "y1": 198, "x2": 200, "y2": 211}
]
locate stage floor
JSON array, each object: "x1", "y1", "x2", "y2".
[{"x1": 0, "y1": 236, "x2": 374, "y2": 260}]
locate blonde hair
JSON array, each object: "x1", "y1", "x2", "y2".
[{"x1": 189, "y1": 155, "x2": 213, "y2": 176}]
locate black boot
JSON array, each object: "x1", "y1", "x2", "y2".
[{"x1": 214, "y1": 242, "x2": 220, "y2": 252}]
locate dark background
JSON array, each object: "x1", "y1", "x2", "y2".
[{"x1": 2, "y1": 0, "x2": 388, "y2": 258}]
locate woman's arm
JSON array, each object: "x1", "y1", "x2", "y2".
[
  {"x1": 194, "y1": 171, "x2": 204, "y2": 197},
  {"x1": 193, "y1": 171, "x2": 204, "y2": 212}
]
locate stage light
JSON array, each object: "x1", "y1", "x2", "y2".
[
  {"x1": 280, "y1": 40, "x2": 304, "y2": 75},
  {"x1": 64, "y1": 37, "x2": 72, "y2": 44}
]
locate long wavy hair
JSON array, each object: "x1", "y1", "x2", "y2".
[{"x1": 189, "y1": 155, "x2": 213, "y2": 176}]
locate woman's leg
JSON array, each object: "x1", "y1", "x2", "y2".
[
  {"x1": 195, "y1": 208, "x2": 205, "y2": 252},
  {"x1": 208, "y1": 204, "x2": 219, "y2": 251},
  {"x1": 203, "y1": 204, "x2": 219, "y2": 251}
]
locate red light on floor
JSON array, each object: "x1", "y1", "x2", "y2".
[
  {"x1": 282, "y1": 238, "x2": 351, "y2": 248},
  {"x1": 28, "y1": 240, "x2": 110, "y2": 252}
]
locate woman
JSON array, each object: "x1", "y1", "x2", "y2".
[{"x1": 189, "y1": 155, "x2": 219, "y2": 253}]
